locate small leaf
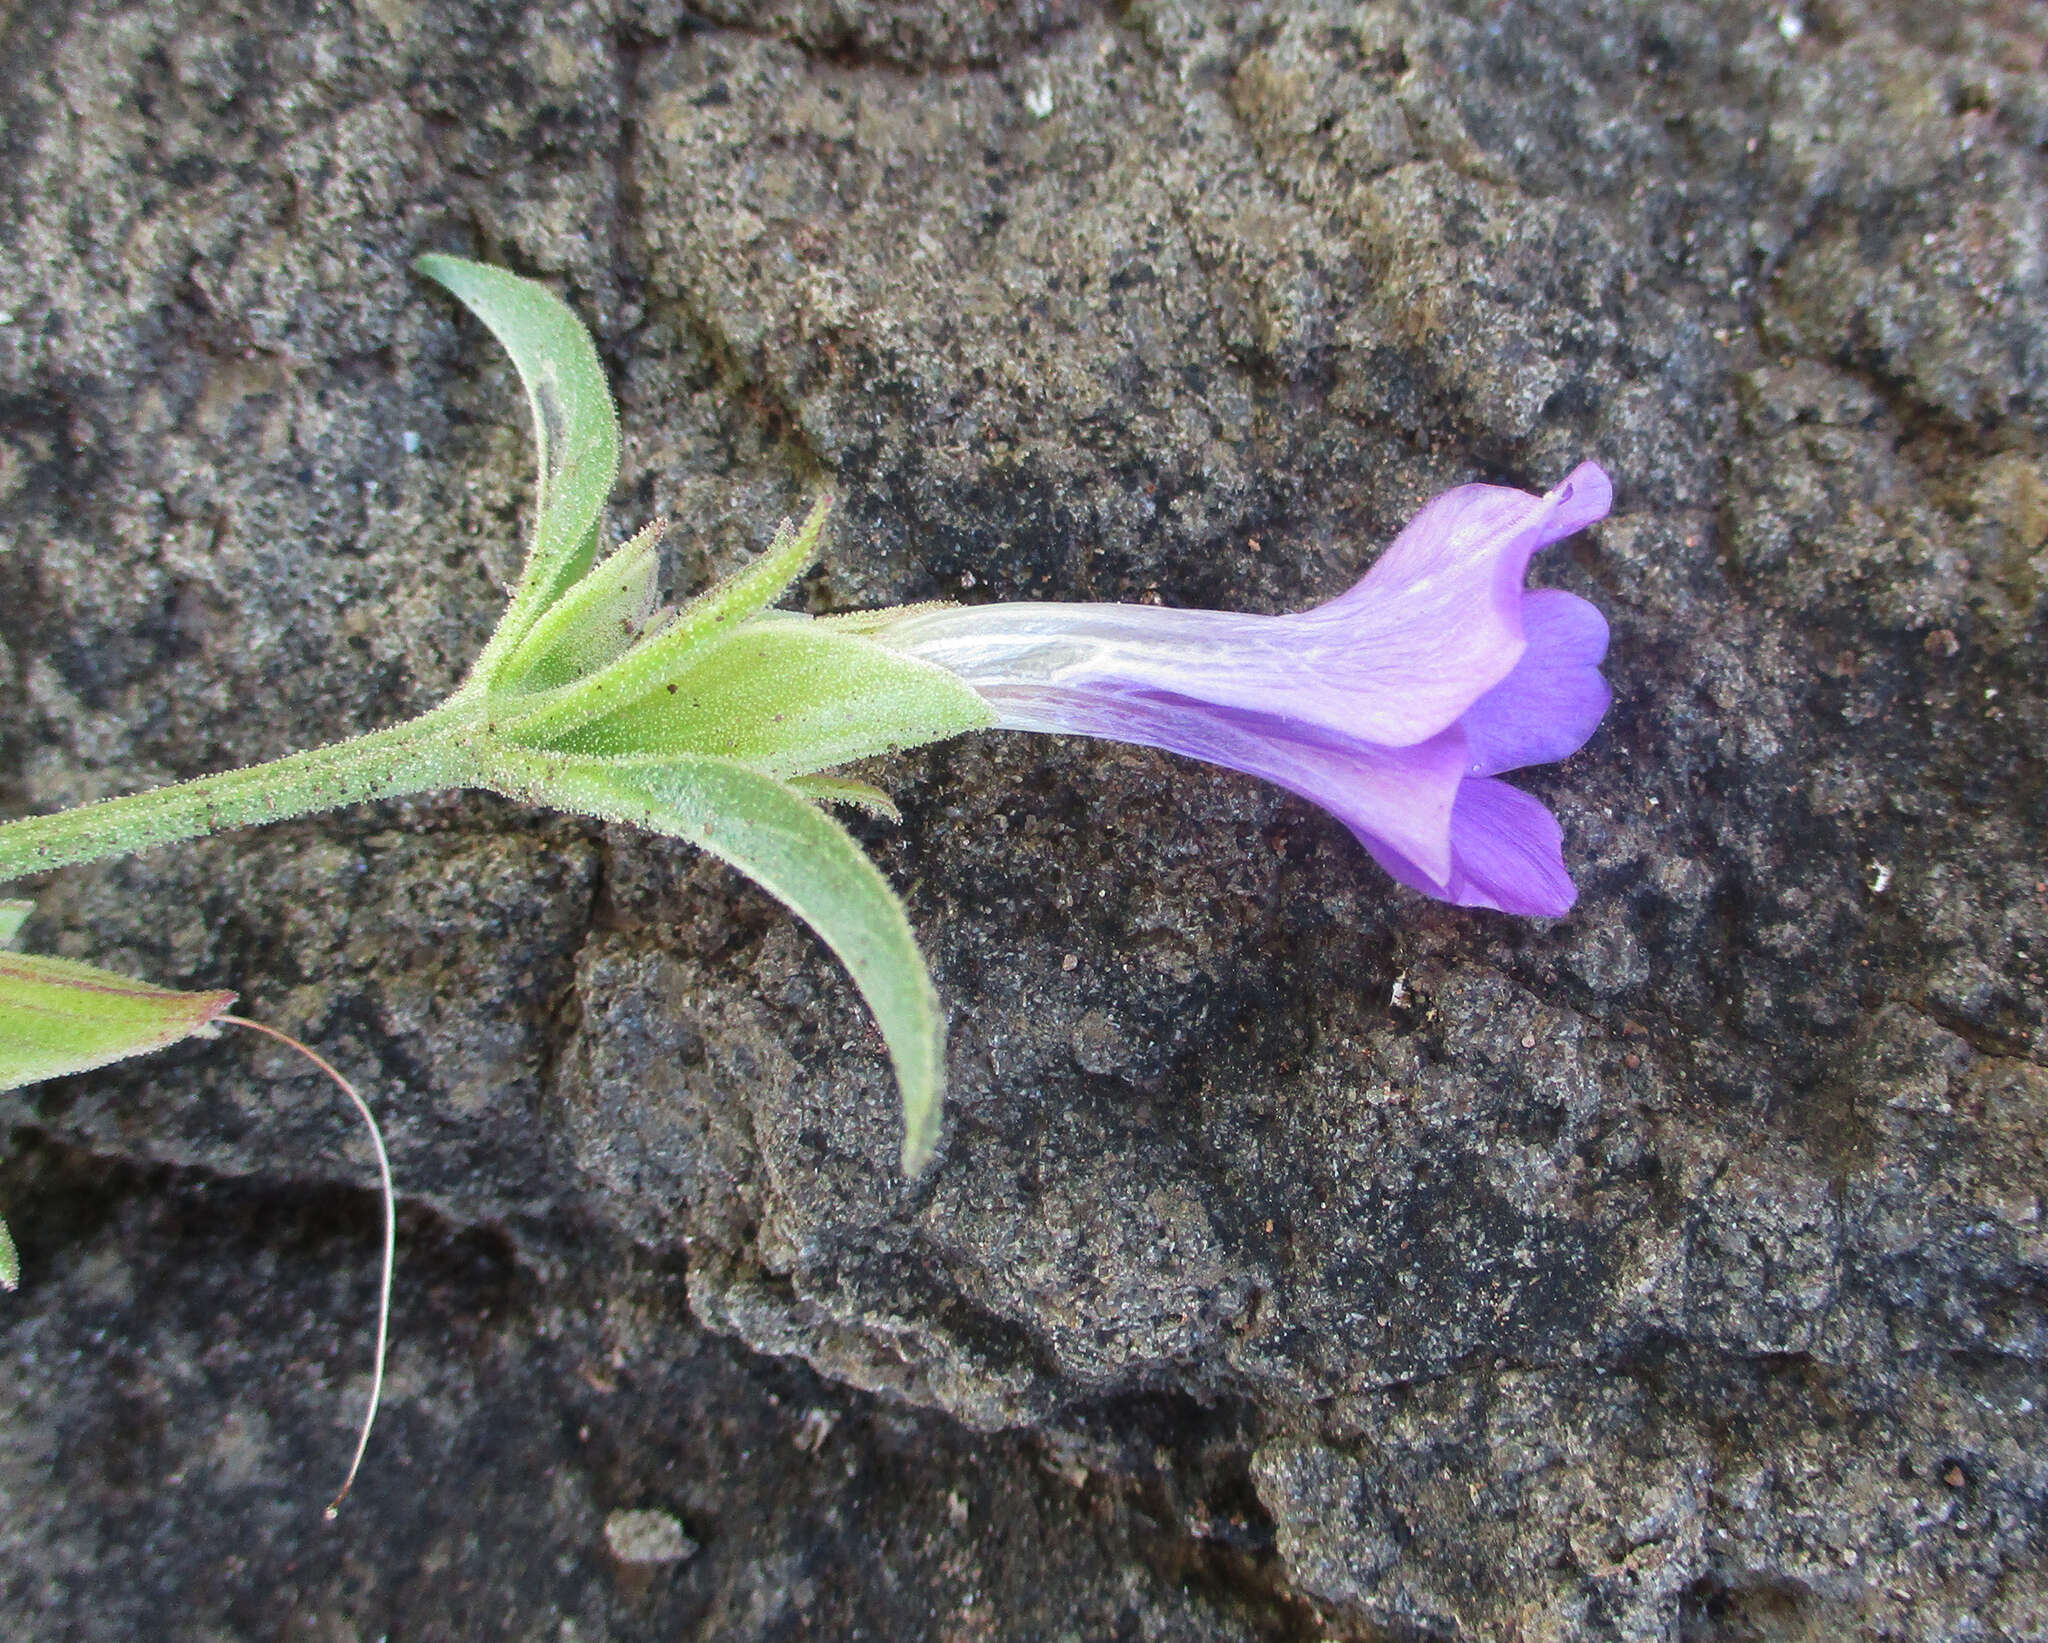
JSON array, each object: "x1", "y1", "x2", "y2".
[
  {"x1": 0, "y1": 900, "x2": 30, "y2": 948},
  {"x1": 506, "y1": 620, "x2": 994, "y2": 778},
  {"x1": 490, "y1": 748, "x2": 946, "y2": 1174},
  {"x1": 0, "y1": 1215, "x2": 16, "y2": 1291},
  {"x1": 416, "y1": 255, "x2": 621, "y2": 679},
  {"x1": 791, "y1": 775, "x2": 902, "y2": 823},
  {"x1": 493, "y1": 519, "x2": 667, "y2": 694},
  {"x1": 492, "y1": 497, "x2": 834, "y2": 746},
  {"x1": 0, "y1": 951, "x2": 236, "y2": 1091}
]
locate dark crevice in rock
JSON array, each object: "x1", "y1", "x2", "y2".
[{"x1": 0, "y1": 1132, "x2": 1318, "y2": 1639}]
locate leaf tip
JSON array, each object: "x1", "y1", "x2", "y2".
[
  {"x1": 797, "y1": 493, "x2": 834, "y2": 548},
  {"x1": 900, "y1": 1129, "x2": 938, "y2": 1179},
  {"x1": 413, "y1": 251, "x2": 463, "y2": 290},
  {"x1": 190, "y1": 988, "x2": 240, "y2": 1035},
  {"x1": 898, "y1": 1061, "x2": 943, "y2": 1179}
]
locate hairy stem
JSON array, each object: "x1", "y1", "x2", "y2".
[{"x1": 0, "y1": 708, "x2": 483, "y2": 882}]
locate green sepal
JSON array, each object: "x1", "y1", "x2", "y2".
[
  {"x1": 491, "y1": 498, "x2": 834, "y2": 748},
  {"x1": 815, "y1": 600, "x2": 959, "y2": 636},
  {"x1": 486, "y1": 748, "x2": 946, "y2": 1174},
  {"x1": 505, "y1": 620, "x2": 994, "y2": 778},
  {"x1": 0, "y1": 951, "x2": 236, "y2": 1092},
  {"x1": 493, "y1": 519, "x2": 667, "y2": 694},
  {"x1": 791, "y1": 775, "x2": 902, "y2": 823},
  {"x1": 417, "y1": 255, "x2": 621, "y2": 685}
]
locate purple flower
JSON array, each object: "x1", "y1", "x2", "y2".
[{"x1": 871, "y1": 463, "x2": 1612, "y2": 916}]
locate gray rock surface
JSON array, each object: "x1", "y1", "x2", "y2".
[{"x1": 3, "y1": 0, "x2": 2044, "y2": 1637}]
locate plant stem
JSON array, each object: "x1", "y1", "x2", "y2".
[{"x1": 0, "y1": 708, "x2": 483, "y2": 882}]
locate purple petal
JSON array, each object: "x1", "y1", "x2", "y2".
[
  {"x1": 1459, "y1": 589, "x2": 1612, "y2": 777},
  {"x1": 1441, "y1": 779, "x2": 1578, "y2": 914},
  {"x1": 1324, "y1": 462, "x2": 1610, "y2": 615},
  {"x1": 1533, "y1": 461, "x2": 1613, "y2": 546},
  {"x1": 1355, "y1": 778, "x2": 1577, "y2": 916},
  {"x1": 1351, "y1": 778, "x2": 1572, "y2": 913},
  {"x1": 1296, "y1": 461, "x2": 1613, "y2": 746},
  {"x1": 981, "y1": 683, "x2": 1470, "y2": 885}
]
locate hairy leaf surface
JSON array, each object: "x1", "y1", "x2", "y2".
[
  {"x1": 417, "y1": 255, "x2": 620, "y2": 677},
  {"x1": 492, "y1": 749, "x2": 946, "y2": 1173}
]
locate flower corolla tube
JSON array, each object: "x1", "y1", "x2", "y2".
[{"x1": 870, "y1": 463, "x2": 1613, "y2": 917}]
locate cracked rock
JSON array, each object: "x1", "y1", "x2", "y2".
[{"x1": 4, "y1": 0, "x2": 2045, "y2": 1638}]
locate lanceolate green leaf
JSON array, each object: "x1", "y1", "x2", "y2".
[
  {"x1": 490, "y1": 749, "x2": 947, "y2": 1174},
  {"x1": 508, "y1": 621, "x2": 994, "y2": 776},
  {"x1": 416, "y1": 255, "x2": 620, "y2": 683},
  {"x1": 0, "y1": 951, "x2": 236, "y2": 1092}
]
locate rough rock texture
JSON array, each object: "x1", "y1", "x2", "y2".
[{"x1": 2, "y1": 1, "x2": 2044, "y2": 1638}]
